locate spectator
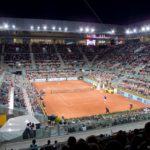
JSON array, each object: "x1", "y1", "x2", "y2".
[
  {"x1": 67, "y1": 136, "x2": 77, "y2": 150},
  {"x1": 104, "y1": 140, "x2": 123, "y2": 150},
  {"x1": 30, "y1": 139, "x2": 38, "y2": 150}
]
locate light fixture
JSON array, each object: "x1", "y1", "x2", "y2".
[
  {"x1": 91, "y1": 28, "x2": 95, "y2": 33},
  {"x1": 79, "y1": 27, "x2": 83, "y2": 32},
  {"x1": 141, "y1": 27, "x2": 146, "y2": 32},
  {"x1": 37, "y1": 26, "x2": 40, "y2": 31},
  {"x1": 85, "y1": 27, "x2": 89, "y2": 33},
  {"x1": 43, "y1": 25, "x2": 47, "y2": 30},
  {"x1": 126, "y1": 29, "x2": 130, "y2": 34},
  {"x1": 30, "y1": 26, "x2": 34, "y2": 30},
  {"x1": 64, "y1": 27, "x2": 68, "y2": 32},
  {"x1": 52, "y1": 26, "x2": 56, "y2": 30},
  {"x1": 111, "y1": 29, "x2": 115, "y2": 34},
  {"x1": 3, "y1": 23, "x2": 9, "y2": 29},
  {"x1": 146, "y1": 26, "x2": 150, "y2": 31},
  {"x1": 58, "y1": 27, "x2": 62, "y2": 31},
  {"x1": 133, "y1": 28, "x2": 137, "y2": 33},
  {"x1": 12, "y1": 25, "x2": 16, "y2": 29}
]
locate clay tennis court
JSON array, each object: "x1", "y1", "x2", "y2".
[{"x1": 33, "y1": 80, "x2": 148, "y2": 119}]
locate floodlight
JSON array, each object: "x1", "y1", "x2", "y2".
[
  {"x1": 91, "y1": 28, "x2": 95, "y2": 33},
  {"x1": 146, "y1": 26, "x2": 150, "y2": 31},
  {"x1": 12, "y1": 25, "x2": 16, "y2": 29},
  {"x1": 85, "y1": 27, "x2": 89, "y2": 33},
  {"x1": 58, "y1": 27, "x2": 62, "y2": 31},
  {"x1": 43, "y1": 25, "x2": 47, "y2": 30},
  {"x1": 141, "y1": 27, "x2": 146, "y2": 32},
  {"x1": 126, "y1": 29, "x2": 130, "y2": 34},
  {"x1": 3, "y1": 23, "x2": 9, "y2": 29},
  {"x1": 80, "y1": 27, "x2": 83, "y2": 32},
  {"x1": 111, "y1": 29, "x2": 115, "y2": 34},
  {"x1": 133, "y1": 29, "x2": 137, "y2": 33},
  {"x1": 52, "y1": 26, "x2": 56, "y2": 30},
  {"x1": 30, "y1": 26, "x2": 34, "y2": 30},
  {"x1": 37, "y1": 26, "x2": 40, "y2": 31},
  {"x1": 64, "y1": 27, "x2": 68, "y2": 32}
]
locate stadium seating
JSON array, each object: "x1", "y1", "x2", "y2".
[{"x1": 2, "y1": 41, "x2": 150, "y2": 150}]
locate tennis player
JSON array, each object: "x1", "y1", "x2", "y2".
[
  {"x1": 105, "y1": 106, "x2": 110, "y2": 113},
  {"x1": 104, "y1": 95, "x2": 107, "y2": 103}
]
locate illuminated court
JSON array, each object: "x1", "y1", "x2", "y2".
[{"x1": 33, "y1": 80, "x2": 148, "y2": 119}]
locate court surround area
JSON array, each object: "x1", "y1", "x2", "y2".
[{"x1": 33, "y1": 80, "x2": 148, "y2": 119}]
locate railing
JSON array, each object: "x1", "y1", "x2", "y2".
[
  {"x1": 0, "y1": 104, "x2": 27, "y2": 117},
  {"x1": 4, "y1": 111, "x2": 150, "y2": 144}
]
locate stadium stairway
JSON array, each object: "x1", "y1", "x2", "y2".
[
  {"x1": 30, "y1": 53, "x2": 36, "y2": 69},
  {"x1": 8, "y1": 86, "x2": 14, "y2": 114},
  {"x1": 78, "y1": 47, "x2": 90, "y2": 67},
  {"x1": 54, "y1": 45, "x2": 65, "y2": 67},
  {"x1": 111, "y1": 76, "x2": 127, "y2": 87},
  {"x1": 110, "y1": 63, "x2": 121, "y2": 70},
  {"x1": 0, "y1": 70, "x2": 5, "y2": 87},
  {"x1": 90, "y1": 55, "x2": 98, "y2": 67},
  {"x1": 134, "y1": 45, "x2": 146, "y2": 53},
  {"x1": 22, "y1": 88, "x2": 34, "y2": 116},
  {"x1": 29, "y1": 43, "x2": 32, "y2": 53},
  {"x1": 134, "y1": 64, "x2": 146, "y2": 73},
  {"x1": 2, "y1": 44, "x2": 5, "y2": 54},
  {"x1": 0, "y1": 55, "x2": 4, "y2": 67},
  {"x1": 22, "y1": 67, "x2": 26, "y2": 80},
  {"x1": 14, "y1": 74, "x2": 34, "y2": 116},
  {"x1": 20, "y1": 76, "x2": 34, "y2": 116}
]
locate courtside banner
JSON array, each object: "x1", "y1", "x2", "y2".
[
  {"x1": 30, "y1": 77, "x2": 77, "y2": 82},
  {"x1": 117, "y1": 90, "x2": 150, "y2": 105},
  {"x1": 83, "y1": 78, "x2": 97, "y2": 85}
]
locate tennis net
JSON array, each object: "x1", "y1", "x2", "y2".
[{"x1": 51, "y1": 87, "x2": 94, "y2": 94}]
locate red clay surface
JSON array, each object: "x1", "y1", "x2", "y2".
[{"x1": 33, "y1": 80, "x2": 148, "y2": 119}]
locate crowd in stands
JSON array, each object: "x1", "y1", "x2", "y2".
[
  {"x1": 56, "y1": 44, "x2": 85, "y2": 68},
  {"x1": 32, "y1": 43, "x2": 55, "y2": 53},
  {"x1": 23, "y1": 122, "x2": 37, "y2": 139},
  {"x1": 81, "y1": 45, "x2": 110, "y2": 61},
  {"x1": 4, "y1": 43, "x2": 30, "y2": 63},
  {"x1": 0, "y1": 73, "x2": 27, "y2": 110},
  {"x1": 0, "y1": 81, "x2": 10, "y2": 105},
  {"x1": 2, "y1": 42, "x2": 150, "y2": 74},
  {"x1": 118, "y1": 77, "x2": 150, "y2": 97},
  {"x1": 87, "y1": 71, "x2": 121, "y2": 85},
  {"x1": 14, "y1": 75, "x2": 26, "y2": 109},
  {"x1": 4, "y1": 53, "x2": 31, "y2": 63},
  {"x1": 5, "y1": 43, "x2": 29, "y2": 53},
  {"x1": 26, "y1": 70, "x2": 81, "y2": 80},
  {"x1": 2, "y1": 41, "x2": 150, "y2": 150},
  {"x1": 2, "y1": 41, "x2": 150, "y2": 109},
  {"x1": 14, "y1": 86, "x2": 26, "y2": 109},
  {"x1": 93, "y1": 42, "x2": 146, "y2": 72},
  {"x1": 0, "y1": 73, "x2": 12, "y2": 105},
  {"x1": 1, "y1": 41, "x2": 150, "y2": 112},
  {"x1": 23, "y1": 79, "x2": 43, "y2": 114},
  {"x1": 32, "y1": 43, "x2": 60, "y2": 66}
]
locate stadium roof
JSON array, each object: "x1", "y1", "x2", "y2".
[{"x1": 0, "y1": 17, "x2": 125, "y2": 35}]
